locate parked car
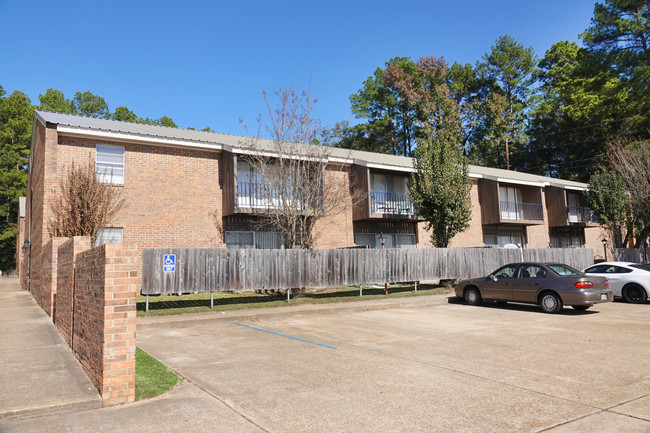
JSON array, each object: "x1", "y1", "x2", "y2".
[
  {"x1": 455, "y1": 262, "x2": 613, "y2": 314},
  {"x1": 582, "y1": 262, "x2": 650, "y2": 304}
]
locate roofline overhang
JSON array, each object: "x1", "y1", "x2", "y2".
[{"x1": 56, "y1": 125, "x2": 224, "y2": 152}]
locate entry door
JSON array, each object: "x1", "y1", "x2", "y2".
[
  {"x1": 499, "y1": 186, "x2": 521, "y2": 220},
  {"x1": 567, "y1": 192, "x2": 579, "y2": 222}
]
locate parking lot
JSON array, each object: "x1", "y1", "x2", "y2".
[{"x1": 134, "y1": 297, "x2": 649, "y2": 432}]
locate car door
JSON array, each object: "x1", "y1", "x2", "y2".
[
  {"x1": 512, "y1": 264, "x2": 545, "y2": 303},
  {"x1": 485, "y1": 264, "x2": 517, "y2": 300},
  {"x1": 585, "y1": 265, "x2": 629, "y2": 296}
]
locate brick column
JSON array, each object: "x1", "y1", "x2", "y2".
[
  {"x1": 73, "y1": 243, "x2": 138, "y2": 406},
  {"x1": 40, "y1": 237, "x2": 67, "y2": 317},
  {"x1": 55, "y1": 236, "x2": 92, "y2": 345}
]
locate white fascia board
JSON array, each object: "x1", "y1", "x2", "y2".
[
  {"x1": 328, "y1": 156, "x2": 354, "y2": 164},
  {"x1": 228, "y1": 145, "x2": 352, "y2": 164},
  {"x1": 361, "y1": 162, "x2": 415, "y2": 173},
  {"x1": 57, "y1": 126, "x2": 223, "y2": 151},
  {"x1": 562, "y1": 185, "x2": 588, "y2": 191},
  {"x1": 468, "y1": 172, "x2": 483, "y2": 179},
  {"x1": 496, "y1": 177, "x2": 548, "y2": 187}
]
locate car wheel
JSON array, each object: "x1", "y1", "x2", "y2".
[
  {"x1": 622, "y1": 284, "x2": 648, "y2": 304},
  {"x1": 572, "y1": 305, "x2": 591, "y2": 311},
  {"x1": 539, "y1": 292, "x2": 563, "y2": 314},
  {"x1": 464, "y1": 287, "x2": 482, "y2": 306}
]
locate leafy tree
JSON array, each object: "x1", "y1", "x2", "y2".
[
  {"x1": 38, "y1": 89, "x2": 75, "y2": 113},
  {"x1": 48, "y1": 160, "x2": 125, "y2": 246},
  {"x1": 523, "y1": 41, "x2": 627, "y2": 181},
  {"x1": 583, "y1": 170, "x2": 630, "y2": 247},
  {"x1": 350, "y1": 57, "x2": 419, "y2": 156},
  {"x1": 156, "y1": 116, "x2": 177, "y2": 128},
  {"x1": 72, "y1": 91, "x2": 110, "y2": 118},
  {"x1": 112, "y1": 106, "x2": 139, "y2": 122},
  {"x1": 581, "y1": 0, "x2": 649, "y2": 91},
  {"x1": 476, "y1": 35, "x2": 537, "y2": 170},
  {"x1": 0, "y1": 89, "x2": 32, "y2": 272},
  {"x1": 406, "y1": 59, "x2": 471, "y2": 247},
  {"x1": 141, "y1": 115, "x2": 177, "y2": 127},
  {"x1": 409, "y1": 133, "x2": 471, "y2": 248}
]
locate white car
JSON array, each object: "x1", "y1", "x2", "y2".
[{"x1": 583, "y1": 262, "x2": 650, "y2": 304}]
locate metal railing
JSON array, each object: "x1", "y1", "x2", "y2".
[
  {"x1": 370, "y1": 191, "x2": 415, "y2": 216},
  {"x1": 500, "y1": 201, "x2": 544, "y2": 221},
  {"x1": 237, "y1": 182, "x2": 312, "y2": 210},
  {"x1": 567, "y1": 206, "x2": 600, "y2": 224}
]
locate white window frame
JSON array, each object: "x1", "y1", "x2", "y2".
[
  {"x1": 96, "y1": 144, "x2": 124, "y2": 184},
  {"x1": 96, "y1": 227, "x2": 124, "y2": 247}
]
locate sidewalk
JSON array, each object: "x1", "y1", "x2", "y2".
[{"x1": 0, "y1": 277, "x2": 101, "y2": 420}]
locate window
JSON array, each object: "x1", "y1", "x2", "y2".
[
  {"x1": 517, "y1": 265, "x2": 544, "y2": 279},
  {"x1": 96, "y1": 227, "x2": 123, "y2": 247},
  {"x1": 96, "y1": 145, "x2": 124, "y2": 184},
  {"x1": 499, "y1": 186, "x2": 522, "y2": 220},
  {"x1": 225, "y1": 231, "x2": 284, "y2": 249},
  {"x1": 550, "y1": 227, "x2": 584, "y2": 248},
  {"x1": 492, "y1": 265, "x2": 518, "y2": 278},
  {"x1": 547, "y1": 264, "x2": 582, "y2": 276},
  {"x1": 354, "y1": 233, "x2": 416, "y2": 249}
]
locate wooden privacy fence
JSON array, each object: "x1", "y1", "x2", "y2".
[
  {"x1": 142, "y1": 247, "x2": 594, "y2": 295},
  {"x1": 615, "y1": 248, "x2": 650, "y2": 263}
]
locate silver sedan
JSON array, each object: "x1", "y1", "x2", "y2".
[{"x1": 455, "y1": 262, "x2": 613, "y2": 314}]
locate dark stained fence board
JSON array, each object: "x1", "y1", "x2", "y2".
[
  {"x1": 615, "y1": 248, "x2": 650, "y2": 264},
  {"x1": 141, "y1": 248, "x2": 595, "y2": 295}
]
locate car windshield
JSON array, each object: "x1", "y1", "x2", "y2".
[
  {"x1": 547, "y1": 264, "x2": 582, "y2": 276},
  {"x1": 630, "y1": 264, "x2": 650, "y2": 272}
]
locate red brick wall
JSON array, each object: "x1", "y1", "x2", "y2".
[
  {"x1": 15, "y1": 216, "x2": 25, "y2": 279},
  {"x1": 55, "y1": 135, "x2": 222, "y2": 251},
  {"x1": 449, "y1": 179, "x2": 484, "y2": 248},
  {"x1": 55, "y1": 236, "x2": 92, "y2": 345},
  {"x1": 72, "y1": 242, "x2": 138, "y2": 406},
  {"x1": 313, "y1": 166, "x2": 355, "y2": 249},
  {"x1": 39, "y1": 237, "x2": 66, "y2": 317}
]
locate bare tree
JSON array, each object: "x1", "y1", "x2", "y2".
[
  {"x1": 48, "y1": 159, "x2": 125, "y2": 246},
  {"x1": 607, "y1": 138, "x2": 650, "y2": 247},
  {"x1": 240, "y1": 87, "x2": 361, "y2": 249}
]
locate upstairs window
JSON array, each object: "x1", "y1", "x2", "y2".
[
  {"x1": 96, "y1": 145, "x2": 124, "y2": 184},
  {"x1": 96, "y1": 227, "x2": 124, "y2": 247}
]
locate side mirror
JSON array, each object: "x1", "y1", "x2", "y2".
[{"x1": 490, "y1": 275, "x2": 497, "y2": 282}]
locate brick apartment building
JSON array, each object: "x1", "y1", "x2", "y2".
[{"x1": 16, "y1": 111, "x2": 609, "y2": 291}]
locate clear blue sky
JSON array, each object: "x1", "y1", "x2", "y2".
[{"x1": 0, "y1": 0, "x2": 597, "y2": 136}]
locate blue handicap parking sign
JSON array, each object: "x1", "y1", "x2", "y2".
[{"x1": 163, "y1": 254, "x2": 176, "y2": 272}]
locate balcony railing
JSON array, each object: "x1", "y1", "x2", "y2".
[
  {"x1": 500, "y1": 201, "x2": 544, "y2": 221},
  {"x1": 370, "y1": 191, "x2": 415, "y2": 216},
  {"x1": 237, "y1": 182, "x2": 309, "y2": 210},
  {"x1": 568, "y1": 206, "x2": 600, "y2": 224}
]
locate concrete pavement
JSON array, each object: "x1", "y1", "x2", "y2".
[
  {"x1": 2, "y1": 275, "x2": 649, "y2": 432},
  {"x1": 0, "y1": 277, "x2": 101, "y2": 421}
]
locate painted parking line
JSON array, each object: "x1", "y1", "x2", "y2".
[{"x1": 234, "y1": 322, "x2": 337, "y2": 350}]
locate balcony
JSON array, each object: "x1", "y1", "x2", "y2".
[
  {"x1": 237, "y1": 182, "x2": 304, "y2": 211},
  {"x1": 568, "y1": 206, "x2": 600, "y2": 224},
  {"x1": 500, "y1": 201, "x2": 544, "y2": 222},
  {"x1": 370, "y1": 191, "x2": 415, "y2": 217}
]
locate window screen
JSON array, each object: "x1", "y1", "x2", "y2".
[
  {"x1": 96, "y1": 145, "x2": 124, "y2": 184},
  {"x1": 96, "y1": 228, "x2": 123, "y2": 247}
]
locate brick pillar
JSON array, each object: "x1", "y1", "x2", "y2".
[
  {"x1": 40, "y1": 237, "x2": 67, "y2": 317},
  {"x1": 73, "y1": 243, "x2": 138, "y2": 406},
  {"x1": 55, "y1": 236, "x2": 92, "y2": 345}
]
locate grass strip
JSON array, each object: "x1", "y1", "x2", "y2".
[
  {"x1": 135, "y1": 347, "x2": 181, "y2": 401},
  {"x1": 137, "y1": 283, "x2": 452, "y2": 317}
]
